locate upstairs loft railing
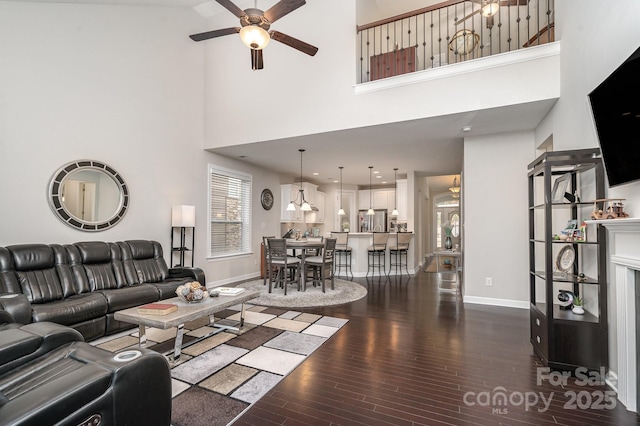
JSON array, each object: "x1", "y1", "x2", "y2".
[{"x1": 356, "y1": 0, "x2": 555, "y2": 84}]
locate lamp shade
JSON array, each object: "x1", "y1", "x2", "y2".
[
  {"x1": 172, "y1": 205, "x2": 195, "y2": 227},
  {"x1": 240, "y1": 25, "x2": 270, "y2": 49}
]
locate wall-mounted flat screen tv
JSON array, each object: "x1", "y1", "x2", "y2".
[{"x1": 588, "y1": 45, "x2": 640, "y2": 187}]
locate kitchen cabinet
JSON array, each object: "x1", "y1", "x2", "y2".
[
  {"x1": 280, "y1": 184, "x2": 303, "y2": 223},
  {"x1": 528, "y1": 148, "x2": 608, "y2": 373},
  {"x1": 307, "y1": 191, "x2": 325, "y2": 223},
  {"x1": 359, "y1": 189, "x2": 395, "y2": 211},
  {"x1": 281, "y1": 183, "x2": 323, "y2": 223},
  {"x1": 396, "y1": 179, "x2": 407, "y2": 221}
]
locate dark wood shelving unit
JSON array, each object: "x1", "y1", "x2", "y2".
[{"x1": 528, "y1": 148, "x2": 608, "y2": 372}]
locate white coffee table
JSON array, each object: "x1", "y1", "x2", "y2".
[{"x1": 115, "y1": 290, "x2": 259, "y2": 361}]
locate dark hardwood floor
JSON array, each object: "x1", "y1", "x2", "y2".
[{"x1": 232, "y1": 265, "x2": 640, "y2": 425}]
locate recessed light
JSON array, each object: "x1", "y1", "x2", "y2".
[
  {"x1": 376, "y1": 175, "x2": 382, "y2": 179},
  {"x1": 313, "y1": 172, "x2": 319, "y2": 176},
  {"x1": 462, "y1": 126, "x2": 472, "y2": 132}
]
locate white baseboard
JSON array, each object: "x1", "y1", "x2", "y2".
[
  {"x1": 207, "y1": 272, "x2": 259, "y2": 288},
  {"x1": 463, "y1": 295, "x2": 529, "y2": 309}
]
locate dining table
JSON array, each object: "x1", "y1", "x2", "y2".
[{"x1": 285, "y1": 238, "x2": 325, "y2": 291}]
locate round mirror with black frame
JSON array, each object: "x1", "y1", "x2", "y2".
[{"x1": 48, "y1": 160, "x2": 129, "y2": 231}]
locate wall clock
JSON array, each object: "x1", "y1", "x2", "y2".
[{"x1": 260, "y1": 188, "x2": 274, "y2": 210}]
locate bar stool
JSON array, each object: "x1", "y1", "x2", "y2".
[
  {"x1": 331, "y1": 231, "x2": 352, "y2": 278},
  {"x1": 389, "y1": 231, "x2": 412, "y2": 276},
  {"x1": 366, "y1": 232, "x2": 389, "y2": 277}
]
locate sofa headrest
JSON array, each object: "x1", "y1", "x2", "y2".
[
  {"x1": 125, "y1": 240, "x2": 158, "y2": 260},
  {"x1": 7, "y1": 245, "x2": 54, "y2": 271},
  {"x1": 73, "y1": 242, "x2": 112, "y2": 264}
]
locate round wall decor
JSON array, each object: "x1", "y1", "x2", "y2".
[{"x1": 261, "y1": 188, "x2": 274, "y2": 210}]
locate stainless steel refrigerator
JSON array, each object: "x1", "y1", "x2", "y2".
[{"x1": 358, "y1": 209, "x2": 388, "y2": 232}]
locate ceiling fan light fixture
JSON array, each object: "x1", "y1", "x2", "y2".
[
  {"x1": 480, "y1": 0, "x2": 500, "y2": 17},
  {"x1": 240, "y1": 25, "x2": 270, "y2": 49}
]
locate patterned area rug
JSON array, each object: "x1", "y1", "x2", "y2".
[
  {"x1": 238, "y1": 278, "x2": 367, "y2": 308},
  {"x1": 92, "y1": 304, "x2": 348, "y2": 426}
]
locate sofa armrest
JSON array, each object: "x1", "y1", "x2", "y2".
[
  {"x1": 0, "y1": 321, "x2": 83, "y2": 376},
  {"x1": 0, "y1": 322, "x2": 84, "y2": 374},
  {"x1": 0, "y1": 293, "x2": 32, "y2": 325},
  {"x1": 70, "y1": 345, "x2": 172, "y2": 425},
  {"x1": 168, "y1": 266, "x2": 205, "y2": 285}
]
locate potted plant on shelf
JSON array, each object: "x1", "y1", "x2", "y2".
[
  {"x1": 572, "y1": 295, "x2": 585, "y2": 315},
  {"x1": 342, "y1": 222, "x2": 350, "y2": 232}
]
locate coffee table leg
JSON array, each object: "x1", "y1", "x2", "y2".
[
  {"x1": 138, "y1": 325, "x2": 147, "y2": 347},
  {"x1": 173, "y1": 323, "x2": 185, "y2": 361}
]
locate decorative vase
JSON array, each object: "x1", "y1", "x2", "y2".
[
  {"x1": 445, "y1": 236, "x2": 452, "y2": 250},
  {"x1": 572, "y1": 306, "x2": 584, "y2": 315}
]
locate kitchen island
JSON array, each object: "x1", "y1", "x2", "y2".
[{"x1": 333, "y1": 232, "x2": 416, "y2": 277}]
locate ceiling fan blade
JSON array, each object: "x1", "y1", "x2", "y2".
[
  {"x1": 189, "y1": 27, "x2": 240, "y2": 42},
  {"x1": 263, "y1": 0, "x2": 306, "y2": 24},
  {"x1": 251, "y1": 49, "x2": 264, "y2": 70},
  {"x1": 270, "y1": 30, "x2": 318, "y2": 56},
  {"x1": 455, "y1": 8, "x2": 480, "y2": 25},
  {"x1": 215, "y1": 0, "x2": 245, "y2": 18}
]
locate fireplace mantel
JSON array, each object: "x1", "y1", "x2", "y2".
[{"x1": 586, "y1": 217, "x2": 640, "y2": 233}]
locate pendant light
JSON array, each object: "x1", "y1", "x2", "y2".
[
  {"x1": 449, "y1": 175, "x2": 461, "y2": 197},
  {"x1": 391, "y1": 168, "x2": 400, "y2": 217},
  {"x1": 367, "y1": 166, "x2": 375, "y2": 215},
  {"x1": 286, "y1": 149, "x2": 312, "y2": 211},
  {"x1": 337, "y1": 166, "x2": 345, "y2": 216},
  {"x1": 480, "y1": 0, "x2": 500, "y2": 17}
]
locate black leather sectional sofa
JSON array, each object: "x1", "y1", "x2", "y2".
[
  {"x1": 0, "y1": 239, "x2": 205, "y2": 341},
  {"x1": 0, "y1": 309, "x2": 172, "y2": 425}
]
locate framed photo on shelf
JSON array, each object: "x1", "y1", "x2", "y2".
[{"x1": 551, "y1": 173, "x2": 571, "y2": 203}]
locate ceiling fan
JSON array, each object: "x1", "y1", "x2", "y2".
[
  {"x1": 189, "y1": 0, "x2": 318, "y2": 70},
  {"x1": 455, "y1": 0, "x2": 527, "y2": 28}
]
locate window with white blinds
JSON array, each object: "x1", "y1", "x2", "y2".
[{"x1": 208, "y1": 165, "x2": 252, "y2": 258}]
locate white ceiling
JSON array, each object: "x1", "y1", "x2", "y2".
[{"x1": 14, "y1": 0, "x2": 555, "y2": 191}]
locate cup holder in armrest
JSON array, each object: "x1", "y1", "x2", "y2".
[{"x1": 113, "y1": 350, "x2": 142, "y2": 362}]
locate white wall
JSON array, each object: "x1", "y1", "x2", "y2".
[
  {"x1": 463, "y1": 131, "x2": 533, "y2": 306},
  {"x1": 0, "y1": 1, "x2": 282, "y2": 285},
  {"x1": 201, "y1": 0, "x2": 560, "y2": 150}
]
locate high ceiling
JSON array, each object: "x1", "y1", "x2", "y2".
[{"x1": 14, "y1": 0, "x2": 556, "y2": 190}]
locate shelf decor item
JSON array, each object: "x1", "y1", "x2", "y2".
[{"x1": 572, "y1": 296, "x2": 585, "y2": 315}]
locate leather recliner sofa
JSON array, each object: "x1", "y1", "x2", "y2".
[
  {"x1": 0, "y1": 309, "x2": 172, "y2": 425},
  {"x1": 0, "y1": 239, "x2": 204, "y2": 341}
]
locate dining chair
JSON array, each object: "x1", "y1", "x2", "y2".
[
  {"x1": 298, "y1": 236, "x2": 324, "y2": 283},
  {"x1": 266, "y1": 238, "x2": 300, "y2": 295},
  {"x1": 331, "y1": 231, "x2": 352, "y2": 279},
  {"x1": 388, "y1": 231, "x2": 412, "y2": 276},
  {"x1": 262, "y1": 235, "x2": 275, "y2": 286},
  {"x1": 304, "y1": 238, "x2": 336, "y2": 292},
  {"x1": 367, "y1": 232, "x2": 390, "y2": 277}
]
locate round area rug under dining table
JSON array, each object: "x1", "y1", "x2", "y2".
[{"x1": 236, "y1": 278, "x2": 367, "y2": 308}]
